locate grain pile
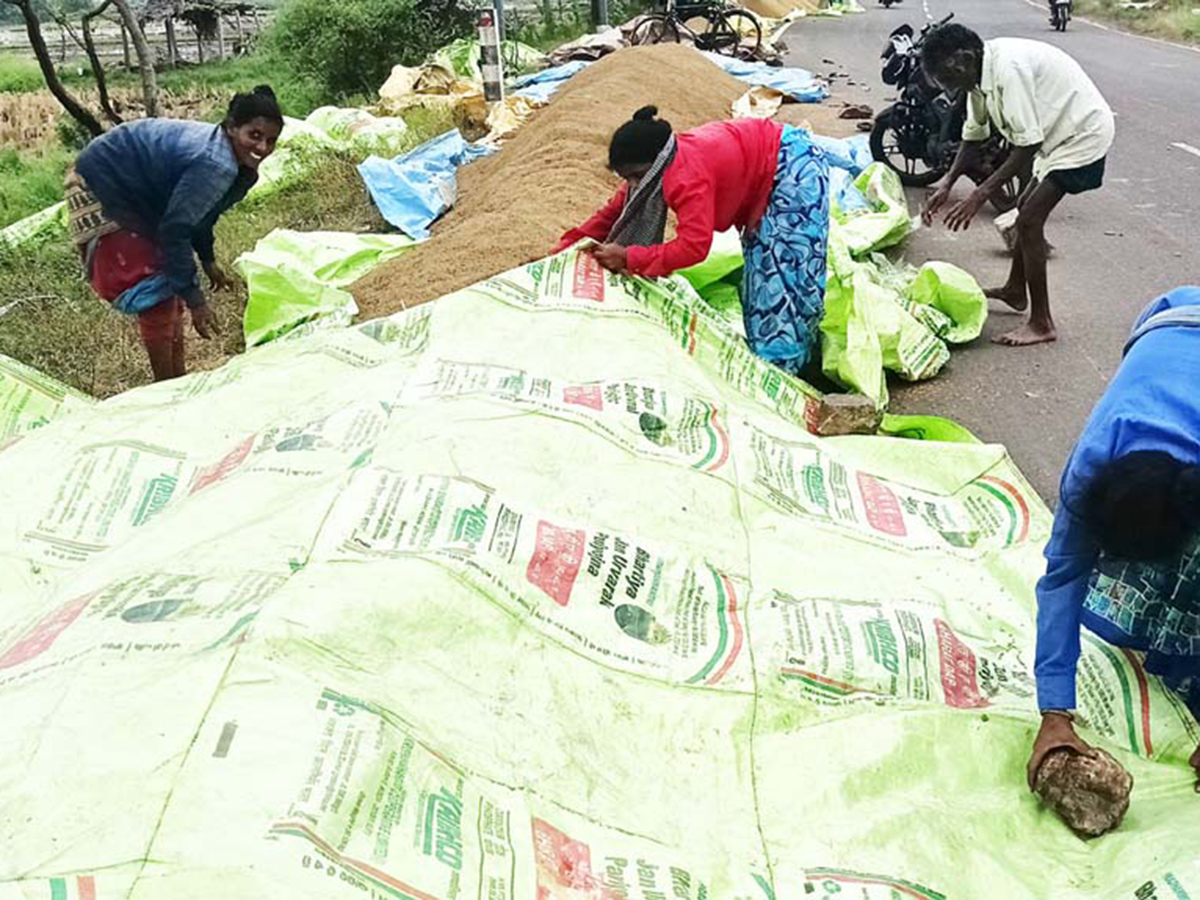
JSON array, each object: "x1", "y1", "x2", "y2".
[{"x1": 351, "y1": 44, "x2": 746, "y2": 319}]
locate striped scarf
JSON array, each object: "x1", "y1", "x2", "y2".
[{"x1": 606, "y1": 135, "x2": 677, "y2": 248}]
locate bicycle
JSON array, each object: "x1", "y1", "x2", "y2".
[{"x1": 630, "y1": 0, "x2": 763, "y2": 58}]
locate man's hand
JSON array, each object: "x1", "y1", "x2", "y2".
[
  {"x1": 944, "y1": 190, "x2": 986, "y2": 232},
  {"x1": 1028, "y1": 712, "x2": 1096, "y2": 791},
  {"x1": 589, "y1": 243, "x2": 629, "y2": 275},
  {"x1": 204, "y1": 261, "x2": 234, "y2": 292},
  {"x1": 922, "y1": 185, "x2": 953, "y2": 226},
  {"x1": 1190, "y1": 742, "x2": 1200, "y2": 790},
  {"x1": 191, "y1": 303, "x2": 220, "y2": 340}
]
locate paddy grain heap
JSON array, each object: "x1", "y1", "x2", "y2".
[{"x1": 351, "y1": 44, "x2": 745, "y2": 319}]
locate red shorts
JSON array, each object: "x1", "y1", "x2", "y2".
[{"x1": 90, "y1": 230, "x2": 185, "y2": 345}]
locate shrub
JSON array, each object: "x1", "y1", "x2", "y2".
[
  {"x1": 0, "y1": 146, "x2": 72, "y2": 230},
  {"x1": 0, "y1": 56, "x2": 43, "y2": 94},
  {"x1": 268, "y1": 0, "x2": 475, "y2": 98}
]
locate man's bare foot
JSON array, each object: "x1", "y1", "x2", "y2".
[
  {"x1": 985, "y1": 286, "x2": 1029, "y2": 312},
  {"x1": 992, "y1": 321, "x2": 1057, "y2": 346}
]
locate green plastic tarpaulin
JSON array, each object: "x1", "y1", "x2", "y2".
[
  {"x1": 237, "y1": 229, "x2": 417, "y2": 347},
  {"x1": 428, "y1": 38, "x2": 547, "y2": 82},
  {"x1": 251, "y1": 107, "x2": 414, "y2": 201},
  {"x1": 0, "y1": 352, "x2": 93, "y2": 446},
  {"x1": 1, "y1": 246, "x2": 1197, "y2": 899},
  {"x1": 0, "y1": 201, "x2": 66, "y2": 250}
]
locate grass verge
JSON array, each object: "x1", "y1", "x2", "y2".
[
  {"x1": 0, "y1": 104, "x2": 452, "y2": 399},
  {"x1": 0, "y1": 145, "x2": 72, "y2": 229},
  {"x1": 1074, "y1": 0, "x2": 1200, "y2": 42}
]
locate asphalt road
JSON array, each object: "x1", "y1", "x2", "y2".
[{"x1": 786, "y1": 0, "x2": 1200, "y2": 501}]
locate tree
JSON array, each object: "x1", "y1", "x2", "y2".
[
  {"x1": 111, "y1": 0, "x2": 160, "y2": 116},
  {"x1": 2, "y1": 0, "x2": 105, "y2": 136},
  {"x1": 45, "y1": 0, "x2": 121, "y2": 124},
  {"x1": 1, "y1": 0, "x2": 161, "y2": 138},
  {"x1": 270, "y1": 0, "x2": 475, "y2": 97}
]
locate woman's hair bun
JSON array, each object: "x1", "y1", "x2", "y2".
[
  {"x1": 252, "y1": 84, "x2": 277, "y2": 100},
  {"x1": 632, "y1": 105, "x2": 659, "y2": 122}
]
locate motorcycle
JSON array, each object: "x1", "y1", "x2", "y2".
[
  {"x1": 1050, "y1": 0, "x2": 1071, "y2": 31},
  {"x1": 869, "y1": 13, "x2": 1027, "y2": 211}
]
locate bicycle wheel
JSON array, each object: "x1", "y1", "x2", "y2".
[
  {"x1": 719, "y1": 9, "x2": 762, "y2": 55},
  {"x1": 631, "y1": 14, "x2": 681, "y2": 46},
  {"x1": 695, "y1": 10, "x2": 749, "y2": 55}
]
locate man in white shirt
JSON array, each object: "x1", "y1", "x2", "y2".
[{"x1": 920, "y1": 25, "x2": 1115, "y2": 346}]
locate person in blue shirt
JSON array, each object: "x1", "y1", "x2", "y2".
[
  {"x1": 65, "y1": 85, "x2": 283, "y2": 381},
  {"x1": 1028, "y1": 286, "x2": 1200, "y2": 790}
]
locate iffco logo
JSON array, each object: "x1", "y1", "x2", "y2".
[
  {"x1": 422, "y1": 788, "x2": 464, "y2": 871},
  {"x1": 451, "y1": 504, "x2": 488, "y2": 545},
  {"x1": 864, "y1": 616, "x2": 900, "y2": 675}
]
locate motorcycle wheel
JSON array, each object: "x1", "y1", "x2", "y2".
[{"x1": 869, "y1": 108, "x2": 946, "y2": 188}]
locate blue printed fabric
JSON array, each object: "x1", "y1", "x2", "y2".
[
  {"x1": 112, "y1": 274, "x2": 175, "y2": 315},
  {"x1": 810, "y1": 133, "x2": 873, "y2": 213},
  {"x1": 1083, "y1": 534, "x2": 1200, "y2": 717},
  {"x1": 740, "y1": 126, "x2": 830, "y2": 374}
]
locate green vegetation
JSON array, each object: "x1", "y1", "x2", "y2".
[
  {"x1": 0, "y1": 56, "x2": 44, "y2": 93},
  {"x1": 0, "y1": 145, "x2": 71, "y2": 229},
  {"x1": 268, "y1": 0, "x2": 474, "y2": 97},
  {"x1": 508, "y1": 0, "x2": 650, "y2": 51},
  {"x1": 127, "y1": 55, "x2": 329, "y2": 119},
  {"x1": 1075, "y1": 0, "x2": 1200, "y2": 42}
]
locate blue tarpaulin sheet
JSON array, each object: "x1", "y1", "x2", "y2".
[
  {"x1": 512, "y1": 61, "x2": 592, "y2": 103},
  {"x1": 357, "y1": 131, "x2": 495, "y2": 239},
  {"x1": 700, "y1": 51, "x2": 828, "y2": 102}
]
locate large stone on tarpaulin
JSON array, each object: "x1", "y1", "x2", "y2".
[{"x1": 1035, "y1": 748, "x2": 1134, "y2": 838}]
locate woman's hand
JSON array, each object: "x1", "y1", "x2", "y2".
[
  {"x1": 590, "y1": 243, "x2": 629, "y2": 275},
  {"x1": 204, "y1": 261, "x2": 234, "y2": 292},
  {"x1": 1027, "y1": 712, "x2": 1096, "y2": 791},
  {"x1": 191, "y1": 303, "x2": 221, "y2": 340}
]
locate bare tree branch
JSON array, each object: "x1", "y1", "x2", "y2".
[
  {"x1": 84, "y1": 0, "x2": 122, "y2": 125},
  {"x1": 6, "y1": 0, "x2": 105, "y2": 137},
  {"x1": 46, "y1": 5, "x2": 89, "y2": 54}
]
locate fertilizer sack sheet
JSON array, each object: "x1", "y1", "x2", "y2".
[{"x1": 0, "y1": 249, "x2": 1198, "y2": 899}]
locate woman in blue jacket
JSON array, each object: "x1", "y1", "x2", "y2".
[
  {"x1": 1028, "y1": 286, "x2": 1200, "y2": 790},
  {"x1": 66, "y1": 85, "x2": 283, "y2": 381}
]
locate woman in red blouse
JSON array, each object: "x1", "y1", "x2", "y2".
[{"x1": 556, "y1": 106, "x2": 830, "y2": 374}]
